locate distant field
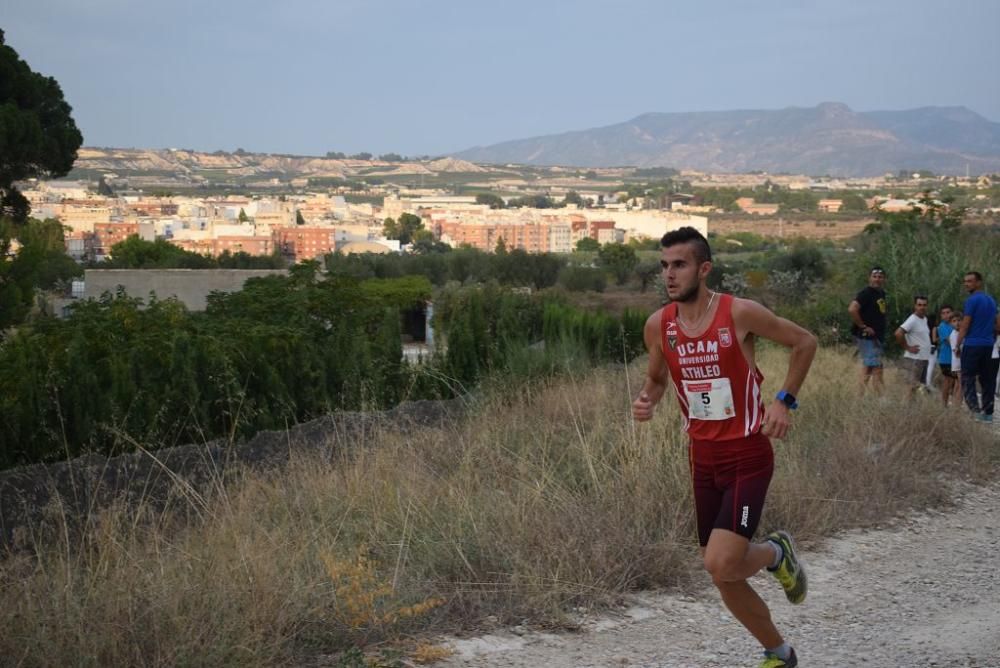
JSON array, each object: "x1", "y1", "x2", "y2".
[
  {"x1": 709, "y1": 213, "x2": 998, "y2": 240},
  {"x1": 192, "y1": 168, "x2": 238, "y2": 179},
  {"x1": 379, "y1": 172, "x2": 519, "y2": 187},
  {"x1": 709, "y1": 216, "x2": 872, "y2": 240},
  {"x1": 66, "y1": 167, "x2": 187, "y2": 180}
]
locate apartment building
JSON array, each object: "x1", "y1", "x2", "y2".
[
  {"x1": 547, "y1": 222, "x2": 572, "y2": 253},
  {"x1": 214, "y1": 236, "x2": 274, "y2": 256},
  {"x1": 595, "y1": 210, "x2": 706, "y2": 241},
  {"x1": 735, "y1": 198, "x2": 780, "y2": 215},
  {"x1": 296, "y1": 194, "x2": 340, "y2": 223},
  {"x1": 204, "y1": 197, "x2": 254, "y2": 220},
  {"x1": 590, "y1": 220, "x2": 617, "y2": 244},
  {"x1": 172, "y1": 237, "x2": 216, "y2": 256},
  {"x1": 92, "y1": 222, "x2": 155, "y2": 257},
  {"x1": 65, "y1": 232, "x2": 94, "y2": 261},
  {"x1": 383, "y1": 194, "x2": 480, "y2": 220},
  {"x1": 254, "y1": 211, "x2": 296, "y2": 231},
  {"x1": 55, "y1": 204, "x2": 113, "y2": 232},
  {"x1": 128, "y1": 200, "x2": 179, "y2": 217},
  {"x1": 439, "y1": 216, "x2": 605, "y2": 253},
  {"x1": 275, "y1": 226, "x2": 337, "y2": 261}
]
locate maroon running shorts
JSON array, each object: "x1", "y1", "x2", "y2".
[{"x1": 688, "y1": 432, "x2": 774, "y2": 546}]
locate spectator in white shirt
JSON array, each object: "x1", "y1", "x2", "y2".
[
  {"x1": 949, "y1": 312, "x2": 963, "y2": 405},
  {"x1": 895, "y1": 295, "x2": 931, "y2": 399}
]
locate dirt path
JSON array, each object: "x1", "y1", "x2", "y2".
[{"x1": 439, "y1": 480, "x2": 1000, "y2": 667}]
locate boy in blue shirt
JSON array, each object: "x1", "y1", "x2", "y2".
[{"x1": 935, "y1": 305, "x2": 957, "y2": 406}]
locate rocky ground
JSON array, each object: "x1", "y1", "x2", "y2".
[{"x1": 439, "y1": 479, "x2": 1000, "y2": 668}]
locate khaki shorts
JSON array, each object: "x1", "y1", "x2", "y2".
[{"x1": 905, "y1": 358, "x2": 929, "y2": 385}]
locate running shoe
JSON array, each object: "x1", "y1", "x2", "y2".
[
  {"x1": 758, "y1": 648, "x2": 798, "y2": 667},
  {"x1": 766, "y1": 530, "x2": 807, "y2": 604}
]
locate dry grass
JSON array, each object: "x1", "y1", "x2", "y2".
[
  {"x1": 411, "y1": 641, "x2": 454, "y2": 664},
  {"x1": 1, "y1": 346, "x2": 995, "y2": 666}
]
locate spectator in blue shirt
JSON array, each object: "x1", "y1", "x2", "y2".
[{"x1": 955, "y1": 271, "x2": 1000, "y2": 422}]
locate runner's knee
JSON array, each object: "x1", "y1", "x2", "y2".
[{"x1": 703, "y1": 552, "x2": 743, "y2": 583}]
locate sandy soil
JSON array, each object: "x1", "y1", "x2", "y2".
[{"x1": 438, "y1": 479, "x2": 1000, "y2": 668}]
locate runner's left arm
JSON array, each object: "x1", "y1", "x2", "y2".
[{"x1": 734, "y1": 299, "x2": 818, "y2": 439}]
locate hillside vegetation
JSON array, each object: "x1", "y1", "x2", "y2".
[{"x1": 1, "y1": 346, "x2": 995, "y2": 666}]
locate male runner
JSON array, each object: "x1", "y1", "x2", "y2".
[{"x1": 632, "y1": 227, "x2": 816, "y2": 668}]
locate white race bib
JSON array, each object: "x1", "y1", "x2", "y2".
[{"x1": 683, "y1": 378, "x2": 735, "y2": 421}]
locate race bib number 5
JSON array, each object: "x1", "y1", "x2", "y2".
[{"x1": 682, "y1": 378, "x2": 735, "y2": 421}]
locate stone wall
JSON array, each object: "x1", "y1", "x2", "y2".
[{"x1": 84, "y1": 268, "x2": 289, "y2": 311}]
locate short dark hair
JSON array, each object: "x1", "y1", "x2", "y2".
[
  {"x1": 914, "y1": 295, "x2": 928, "y2": 303},
  {"x1": 940, "y1": 304, "x2": 953, "y2": 312},
  {"x1": 966, "y1": 271, "x2": 983, "y2": 282},
  {"x1": 660, "y1": 226, "x2": 712, "y2": 264}
]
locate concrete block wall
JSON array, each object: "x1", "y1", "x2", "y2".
[{"x1": 83, "y1": 269, "x2": 288, "y2": 311}]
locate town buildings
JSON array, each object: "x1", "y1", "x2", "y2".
[{"x1": 21, "y1": 181, "x2": 708, "y2": 263}]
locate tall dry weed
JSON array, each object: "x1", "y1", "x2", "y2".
[{"x1": 0, "y1": 345, "x2": 995, "y2": 665}]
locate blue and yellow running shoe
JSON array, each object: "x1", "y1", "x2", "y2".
[
  {"x1": 766, "y1": 530, "x2": 807, "y2": 605},
  {"x1": 759, "y1": 647, "x2": 798, "y2": 667}
]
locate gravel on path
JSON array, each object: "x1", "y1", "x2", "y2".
[{"x1": 438, "y1": 479, "x2": 1000, "y2": 668}]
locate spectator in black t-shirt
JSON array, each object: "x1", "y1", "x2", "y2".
[{"x1": 848, "y1": 266, "x2": 888, "y2": 394}]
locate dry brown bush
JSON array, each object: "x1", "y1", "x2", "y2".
[{"x1": 1, "y1": 346, "x2": 995, "y2": 665}]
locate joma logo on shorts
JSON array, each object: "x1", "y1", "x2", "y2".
[{"x1": 740, "y1": 505, "x2": 750, "y2": 528}]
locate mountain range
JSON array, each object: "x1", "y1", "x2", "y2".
[{"x1": 456, "y1": 103, "x2": 1000, "y2": 176}]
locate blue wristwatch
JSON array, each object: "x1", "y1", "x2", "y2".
[{"x1": 776, "y1": 390, "x2": 798, "y2": 410}]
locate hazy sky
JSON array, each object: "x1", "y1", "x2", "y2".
[{"x1": 5, "y1": 0, "x2": 999, "y2": 156}]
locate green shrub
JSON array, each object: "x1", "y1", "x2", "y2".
[{"x1": 558, "y1": 265, "x2": 606, "y2": 292}]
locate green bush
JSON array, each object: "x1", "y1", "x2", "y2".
[
  {"x1": 0, "y1": 275, "x2": 434, "y2": 468},
  {"x1": 1, "y1": 274, "x2": 646, "y2": 468},
  {"x1": 558, "y1": 265, "x2": 606, "y2": 292}
]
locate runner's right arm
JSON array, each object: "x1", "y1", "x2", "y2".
[{"x1": 632, "y1": 309, "x2": 669, "y2": 422}]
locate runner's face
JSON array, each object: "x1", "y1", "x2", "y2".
[{"x1": 660, "y1": 243, "x2": 710, "y2": 303}]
